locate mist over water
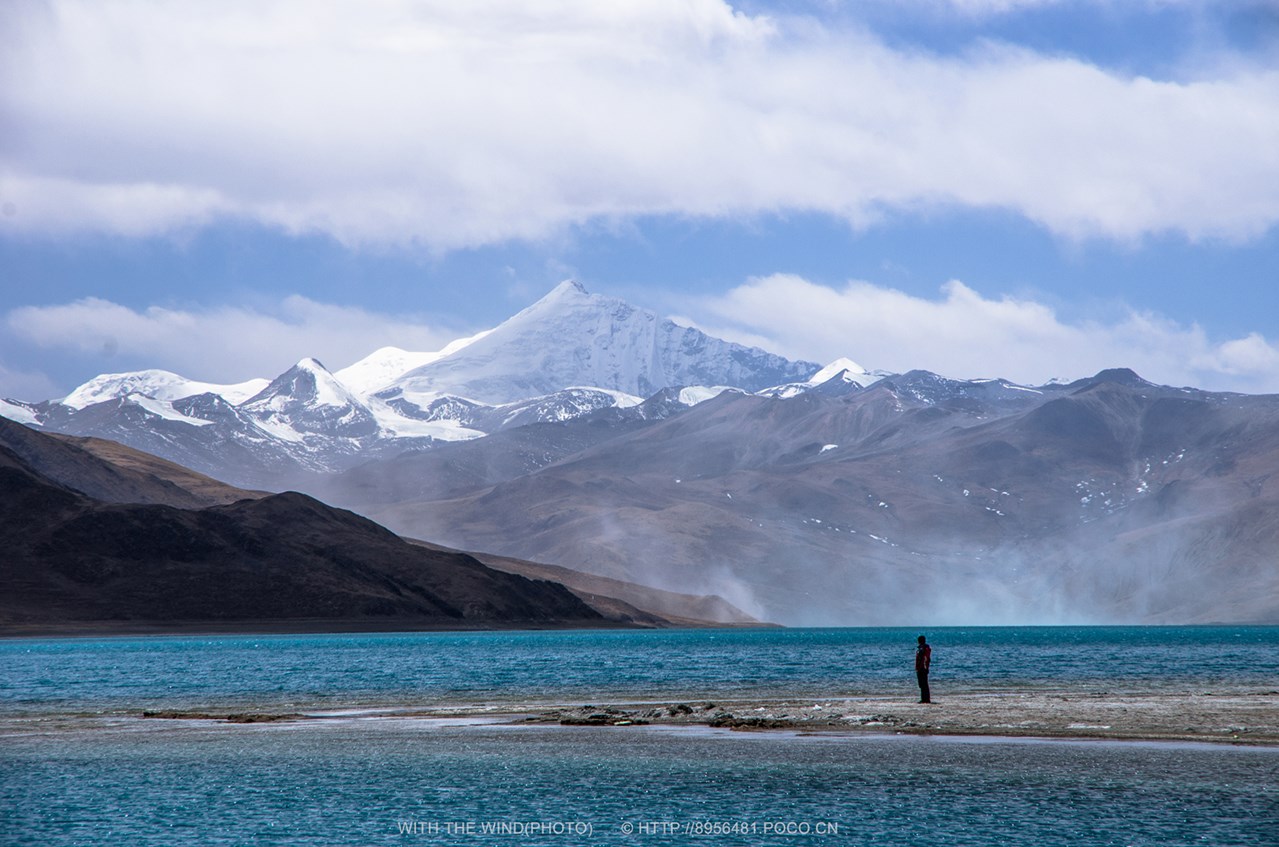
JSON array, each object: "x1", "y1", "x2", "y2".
[{"x1": 666, "y1": 525, "x2": 1267, "y2": 628}]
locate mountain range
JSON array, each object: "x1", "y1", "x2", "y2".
[
  {"x1": 315, "y1": 367, "x2": 1279, "y2": 625},
  {"x1": 4, "y1": 282, "x2": 1277, "y2": 627},
  {"x1": 2, "y1": 281, "x2": 821, "y2": 488}
]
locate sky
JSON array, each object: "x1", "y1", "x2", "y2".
[{"x1": 2, "y1": 0, "x2": 1278, "y2": 400}]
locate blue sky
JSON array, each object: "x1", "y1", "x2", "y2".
[{"x1": 2, "y1": 0, "x2": 1278, "y2": 399}]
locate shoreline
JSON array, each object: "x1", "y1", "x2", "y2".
[
  {"x1": 16, "y1": 686, "x2": 1268, "y2": 747},
  {"x1": 5, "y1": 622, "x2": 1275, "y2": 640},
  {"x1": 499, "y1": 688, "x2": 1279, "y2": 746},
  {"x1": 0, "y1": 619, "x2": 655, "y2": 638}
]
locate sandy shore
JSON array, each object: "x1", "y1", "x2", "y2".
[{"x1": 130, "y1": 685, "x2": 1279, "y2": 745}]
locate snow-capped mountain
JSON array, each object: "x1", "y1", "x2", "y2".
[
  {"x1": 240, "y1": 358, "x2": 381, "y2": 440},
  {"x1": 758, "y1": 357, "x2": 883, "y2": 399},
  {"x1": 61, "y1": 369, "x2": 269, "y2": 409},
  {"x1": 3, "y1": 282, "x2": 840, "y2": 487},
  {"x1": 333, "y1": 328, "x2": 493, "y2": 397},
  {"x1": 388, "y1": 280, "x2": 820, "y2": 404},
  {"x1": 333, "y1": 347, "x2": 444, "y2": 398}
]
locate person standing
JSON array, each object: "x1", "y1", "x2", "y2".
[{"x1": 915, "y1": 635, "x2": 932, "y2": 703}]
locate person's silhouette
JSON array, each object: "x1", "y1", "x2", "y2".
[{"x1": 915, "y1": 635, "x2": 932, "y2": 703}]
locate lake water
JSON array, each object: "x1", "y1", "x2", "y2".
[
  {"x1": 4, "y1": 626, "x2": 1277, "y2": 716},
  {"x1": 2, "y1": 627, "x2": 1277, "y2": 845}
]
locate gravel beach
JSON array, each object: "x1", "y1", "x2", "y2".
[
  {"x1": 457, "y1": 686, "x2": 1279, "y2": 745},
  {"x1": 124, "y1": 685, "x2": 1279, "y2": 746}
]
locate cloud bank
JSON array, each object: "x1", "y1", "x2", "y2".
[
  {"x1": 2, "y1": 0, "x2": 1276, "y2": 248},
  {"x1": 5, "y1": 296, "x2": 461, "y2": 394},
  {"x1": 691, "y1": 275, "x2": 1279, "y2": 393}
]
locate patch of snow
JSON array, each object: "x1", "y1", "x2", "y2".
[
  {"x1": 678, "y1": 386, "x2": 736, "y2": 406},
  {"x1": 365, "y1": 397, "x2": 485, "y2": 441},
  {"x1": 565, "y1": 386, "x2": 643, "y2": 408},
  {"x1": 248, "y1": 415, "x2": 307, "y2": 443},
  {"x1": 396, "y1": 388, "x2": 486, "y2": 410},
  {"x1": 0, "y1": 399, "x2": 39, "y2": 425},
  {"x1": 127, "y1": 394, "x2": 212, "y2": 427}
]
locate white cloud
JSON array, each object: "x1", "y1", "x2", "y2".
[
  {"x1": 690, "y1": 275, "x2": 1279, "y2": 392},
  {"x1": 5, "y1": 296, "x2": 464, "y2": 393},
  {"x1": 1, "y1": 0, "x2": 1276, "y2": 248},
  {"x1": 892, "y1": 0, "x2": 1227, "y2": 15},
  {"x1": 0, "y1": 359, "x2": 61, "y2": 403}
]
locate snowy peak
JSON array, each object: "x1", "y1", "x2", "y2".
[
  {"x1": 756, "y1": 358, "x2": 884, "y2": 399},
  {"x1": 241, "y1": 358, "x2": 380, "y2": 439},
  {"x1": 392, "y1": 281, "x2": 820, "y2": 404},
  {"x1": 61, "y1": 369, "x2": 269, "y2": 410},
  {"x1": 245, "y1": 359, "x2": 359, "y2": 410},
  {"x1": 808, "y1": 358, "x2": 872, "y2": 386},
  {"x1": 677, "y1": 386, "x2": 740, "y2": 406},
  {"x1": 545, "y1": 278, "x2": 589, "y2": 300}
]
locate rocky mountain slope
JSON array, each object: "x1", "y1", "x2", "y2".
[{"x1": 324, "y1": 369, "x2": 1279, "y2": 626}]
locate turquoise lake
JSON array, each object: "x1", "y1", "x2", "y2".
[{"x1": 2, "y1": 626, "x2": 1277, "y2": 845}]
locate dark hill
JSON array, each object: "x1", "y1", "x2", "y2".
[
  {"x1": 0, "y1": 416, "x2": 261, "y2": 508},
  {"x1": 0, "y1": 439, "x2": 602, "y2": 632}
]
